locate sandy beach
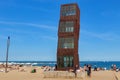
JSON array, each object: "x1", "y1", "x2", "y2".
[{"x1": 0, "y1": 66, "x2": 119, "y2": 80}]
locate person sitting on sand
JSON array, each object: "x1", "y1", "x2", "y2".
[
  {"x1": 20, "y1": 69, "x2": 26, "y2": 72},
  {"x1": 31, "y1": 69, "x2": 36, "y2": 73},
  {"x1": 43, "y1": 66, "x2": 51, "y2": 71}
]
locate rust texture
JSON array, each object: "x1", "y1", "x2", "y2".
[{"x1": 57, "y1": 3, "x2": 80, "y2": 70}]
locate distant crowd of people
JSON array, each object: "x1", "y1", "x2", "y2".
[
  {"x1": 111, "y1": 64, "x2": 120, "y2": 72},
  {"x1": 93, "y1": 64, "x2": 120, "y2": 72},
  {"x1": 93, "y1": 65, "x2": 106, "y2": 71},
  {"x1": 68, "y1": 63, "x2": 120, "y2": 78},
  {"x1": 71, "y1": 64, "x2": 92, "y2": 78},
  {"x1": 41, "y1": 65, "x2": 55, "y2": 72},
  {"x1": 1, "y1": 63, "x2": 120, "y2": 76}
]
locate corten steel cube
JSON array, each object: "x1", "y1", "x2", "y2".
[{"x1": 57, "y1": 3, "x2": 80, "y2": 70}]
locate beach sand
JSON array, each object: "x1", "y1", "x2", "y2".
[{"x1": 0, "y1": 66, "x2": 119, "y2": 80}]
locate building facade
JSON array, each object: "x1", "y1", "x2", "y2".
[{"x1": 57, "y1": 3, "x2": 80, "y2": 70}]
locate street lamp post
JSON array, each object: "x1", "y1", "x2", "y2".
[{"x1": 5, "y1": 36, "x2": 10, "y2": 73}]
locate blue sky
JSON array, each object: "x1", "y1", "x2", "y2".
[{"x1": 0, "y1": 0, "x2": 120, "y2": 61}]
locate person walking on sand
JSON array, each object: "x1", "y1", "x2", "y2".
[
  {"x1": 87, "y1": 64, "x2": 91, "y2": 77},
  {"x1": 74, "y1": 64, "x2": 79, "y2": 78}
]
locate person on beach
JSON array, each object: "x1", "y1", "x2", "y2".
[
  {"x1": 31, "y1": 69, "x2": 36, "y2": 73},
  {"x1": 73, "y1": 64, "x2": 79, "y2": 78},
  {"x1": 55, "y1": 64, "x2": 57, "y2": 70},
  {"x1": 83, "y1": 64, "x2": 87, "y2": 71},
  {"x1": 113, "y1": 64, "x2": 117, "y2": 71},
  {"x1": 94, "y1": 65, "x2": 97, "y2": 71},
  {"x1": 87, "y1": 64, "x2": 91, "y2": 77},
  {"x1": 111, "y1": 64, "x2": 113, "y2": 70}
]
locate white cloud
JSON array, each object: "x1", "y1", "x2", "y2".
[
  {"x1": 0, "y1": 21, "x2": 57, "y2": 31},
  {"x1": 81, "y1": 30, "x2": 120, "y2": 41},
  {"x1": 0, "y1": 21, "x2": 58, "y2": 41},
  {"x1": 3, "y1": 27, "x2": 38, "y2": 35}
]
